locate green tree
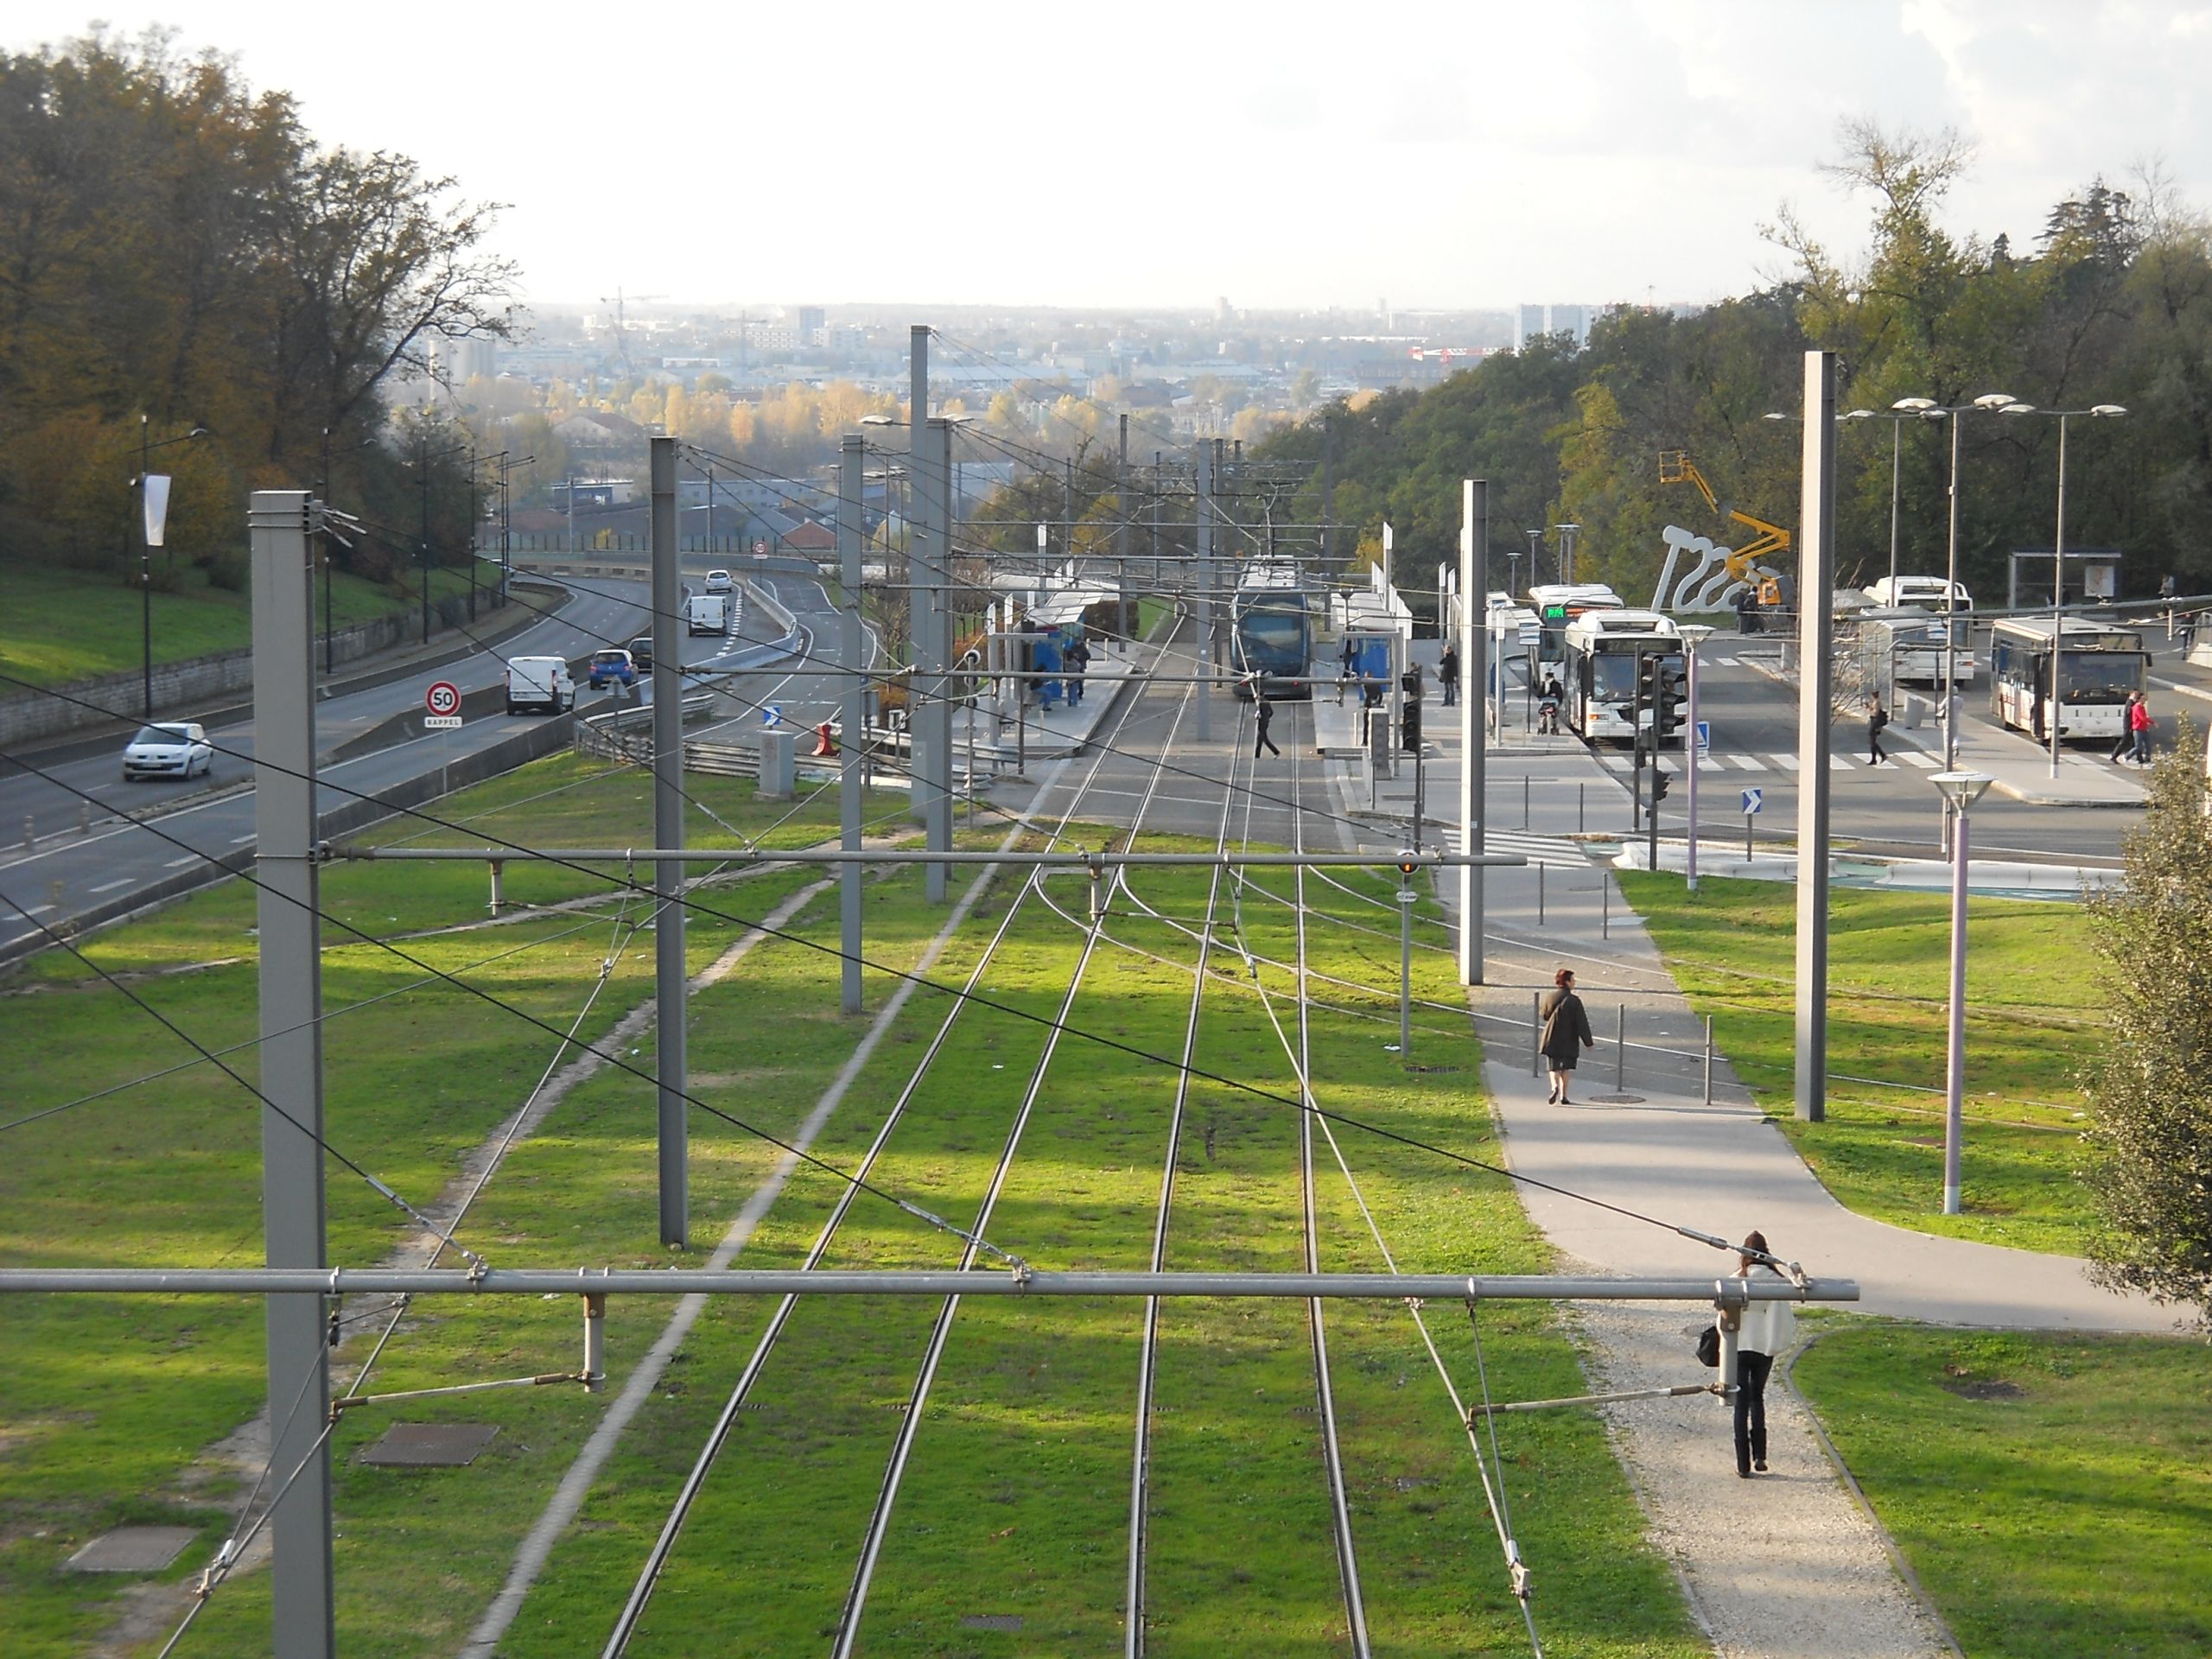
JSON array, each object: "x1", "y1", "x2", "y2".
[{"x1": 2080, "y1": 720, "x2": 2212, "y2": 1330}]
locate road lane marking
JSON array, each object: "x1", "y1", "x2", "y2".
[
  {"x1": 231, "y1": 833, "x2": 257, "y2": 844},
  {"x1": 88, "y1": 878, "x2": 136, "y2": 893},
  {"x1": 164, "y1": 855, "x2": 200, "y2": 868}
]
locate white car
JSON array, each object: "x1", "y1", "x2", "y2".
[
  {"x1": 702, "y1": 569, "x2": 734, "y2": 594},
  {"x1": 122, "y1": 721, "x2": 213, "y2": 781},
  {"x1": 1866, "y1": 575, "x2": 1972, "y2": 611},
  {"x1": 505, "y1": 656, "x2": 576, "y2": 715}
]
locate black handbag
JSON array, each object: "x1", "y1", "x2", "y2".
[{"x1": 1695, "y1": 1324, "x2": 1720, "y2": 1368}]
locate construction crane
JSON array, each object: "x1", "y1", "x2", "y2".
[
  {"x1": 597, "y1": 289, "x2": 666, "y2": 377},
  {"x1": 1656, "y1": 450, "x2": 1791, "y2": 592}
]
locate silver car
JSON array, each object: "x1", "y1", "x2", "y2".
[{"x1": 122, "y1": 721, "x2": 213, "y2": 780}]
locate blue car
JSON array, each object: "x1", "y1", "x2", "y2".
[{"x1": 588, "y1": 648, "x2": 638, "y2": 690}]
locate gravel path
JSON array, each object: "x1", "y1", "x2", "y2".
[{"x1": 1567, "y1": 1295, "x2": 1958, "y2": 1659}]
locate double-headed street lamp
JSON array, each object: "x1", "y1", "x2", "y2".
[
  {"x1": 1997, "y1": 402, "x2": 2129, "y2": 777},
  {"x1": 407, "y1": 437, "x2": 473, "y2": 643},
  {"x1": 1890, "y1": 393, "x2": 2019, "y2": 783},
  {"x1": 1772, "y1": 404, "x2": 1948, "y2": 598},
  {"x1": 1930, "y1": 768, "x2": 1994, "y2": 1216},
  {"x1": 133, "y1": 418, "x2": 210, "y2": 719}
]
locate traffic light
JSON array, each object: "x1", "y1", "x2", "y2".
[
  {"x1": 1398, "y1": 853, "x2": 1420, "y2": 875},
  {"x1": 1637, "y1": 653, "x2": 1663, "y2": 706},
  {"x1": 1401, "y1": 700, "x2": 1421, "y2": 752},
  {"x1": 1649, "y1": 768, "x2": 1671, "y2": 808},
  {"x1": 1653, "y1": 666, "x2": 1680, "y2": 738}
]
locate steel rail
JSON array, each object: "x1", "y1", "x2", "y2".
[
  {"x1": 1125, "y1": 678, "x2": 1239, "y2": 1658},
  {"x1": 602, "y1": 638, "x2": 1194, "y2": 1656},
  {"x1": 830, "y1": 672, "x2": 1196, "y2": 1659}
]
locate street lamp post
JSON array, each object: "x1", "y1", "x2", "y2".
[
  {"x1": 1998, "y1": 403, "x2": 2129, "y2": 776},
  {"x1": 1931, "y1": 769, "x2": 1994, "y2": 1215},
  {"x1": 132, "y1": 420, "x2": 209, "y2": 719},
  {"x1": 1555, "y1": 522, "x2": 1580, "y2": 585},
  {"x1": 410, "y1": 436, "x2": 471, "y2": 643},
  {"x1": 1680, "y1": 624, "x2": 1713, "y2": 890}
]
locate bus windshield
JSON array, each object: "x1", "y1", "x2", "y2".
[
  {"x1": 1589, "y1": 652, "x2": 1675, "y2": 701},
  {"x1": 2058, "y1": 649, "x2": 2145, "y2": 704}
]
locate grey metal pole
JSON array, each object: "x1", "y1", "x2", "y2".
[
  {"x1": 1459, "y1": 480, "x2": 1486, "y2": 985},
  {"x1": 1703, "y1": 1016, "x2": 1714, "y2": 1106},
  {"x1": 1686, "y1": 641, "x2": 1700, "y2": 892},
  {"x1": 1942, "y1": 804, "x2": 1970, "y2": 1214},
  {"x1": 1615, "y1": 1002, "x2": 1626, "y2": 1091},
  {"x1": 1116, "y1": 413, "x2": 1131, "y2": 645},
  {"x1": 1943, "y1": 412, "x2": 1962, "y2": 776},
  {"x1": 909, "y1": 327, "x2": 935, "y2": 832},
  {"x1": 1794, "y1": 352, "x2": 1836, "y2": 1124},
  {"x1": 925, "y1": 416, "x2": 955, "y2": 901},
  {"x1": 2050, "y1": 414, "x2": 2068, "y2": 779},
  {"x1": 249, "y1": 489, "x2": 335, "y2": 1659},
  {"x1": 1196, "y1": 442, "x2": 1213, "y2": 742},
  {"x1": 1398, "y1": 871, "x2": 1414, "y2": 1056},
  {"x1": 1531, "y1": 991, "x2": 1541, "y2": 1077},
  {"x1": 1887, "y1": 416, "x2": 1902, "y2": 600},
  {"x1": 649, "y1": 435, "x2": 688, "y2": 1246},
  {"x1": 838, "y1": 436, "x2": 865, "y2": 1014}
]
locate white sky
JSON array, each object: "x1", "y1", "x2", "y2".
[{"x1": 13, "y1": 0, "x2": 2211, "y2": 313}]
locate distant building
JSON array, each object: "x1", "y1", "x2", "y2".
[
  {"x1": 550, "y1": 479, "x2": 639, "y2": 508},
  {"x1": 1513, "y1": 304, "x2": 1594, "y2": 351},
  {"x1": 798, "y1": 305, "x2": 826, "y2": 340}
]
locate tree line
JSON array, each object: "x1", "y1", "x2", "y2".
[
  {"x1": 0, "y1": 29, "x2": 514, "y2": 589},
  {"x1": 1260, "y1": 123, "x2": 2212, "y2": 610}
]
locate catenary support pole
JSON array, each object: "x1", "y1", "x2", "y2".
[
  {"x1": 649, "y1": 435, "x2": 688, "y2": 1245},
  {"x1": 1116, "y1": 413, "x2": 1131, "y2": 645},
  {"x1": 1459, "y1": 479, "x2": 1486, "y2": 985},
  {"x1": 923, "y1": 416, "x2": 955, "y2": 901},
  {"x1": 909, "y1": 326, "x2": 933, "y2": 831},
  {"x1": 1943, "y1": 804, "x2": 1970, "y2": 1214},
  {"x1": 838, "y1": 436, "x2": 865, "y2": 1014},
  {"x1": 249, "y1": 489, "x2": 335, "y2": 1659},
  {"x1": 1196, "y1": 442, "x2": 1213, "y2": 742},
  {"x1": 1686, "y1": 641, "x2": 1701, "y2": 892},
  {"x1": 1398, "y1": 868, "x2": 1414, "y2": 1056},
  {"x1": 1794, "y1": 352, "x2": 1836, "y2": 1123}
]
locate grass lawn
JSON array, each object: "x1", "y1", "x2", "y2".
[
  {"x1": 0, "y1": 754, "x2": 911, "y2": 1656},
  {"x1": 1618, "y1": 871, "x2": 2104, "y2": 1255},
  {"x1": 0, "y1": 556, "x2": 486, "y2": 686},
  {"x1": 1793, "y1": 1322, "x2": 2212, "y2": 1658},
  {"x1": 500, "y1": 845, "x2": 1704, "y2": 1657}
]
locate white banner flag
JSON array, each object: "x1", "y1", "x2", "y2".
[{"x1": 143, "y1": 474, "x2": 173, "y2": 548}]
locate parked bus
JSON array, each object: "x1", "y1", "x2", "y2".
[
  {"x1": 1528, "y1": 582, "x2": 1623, "y2": 666},
  {"x1": 1230, "y1": 560, "x2": 1321, "y2": 698},
  {"x1": 1560, "y1": 609, "x2": 1685, "y2": 742},
  {"x1": 1987, "y1": 616, "x2": 2148, "y2": 742}
]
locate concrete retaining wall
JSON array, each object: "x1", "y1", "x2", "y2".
[{"x1": 0, "y1": 593, "x2": 518, "y2": 748}]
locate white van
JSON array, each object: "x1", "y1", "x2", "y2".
[
  {"x1": 686, "y1": 592, "x2": 729, "y2": 635},
  {"x1": 505, "y1": 656, "x2": 575, "y2": 715},
  {"x1": 1866, "y1": 575, "x2": 1973, "y2": 611}
]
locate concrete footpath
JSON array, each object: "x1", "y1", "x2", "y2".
[{"x1": 1322, "y1": 708, "x2": 2180, "y2": 1659}]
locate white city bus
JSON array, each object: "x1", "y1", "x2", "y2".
[
  {"x1": 1987, "y1": 617, "x2": 2148, "y2": 742},
  {"x1": 1560, "y1": 609, "x2": 1684, "y2": 742}
]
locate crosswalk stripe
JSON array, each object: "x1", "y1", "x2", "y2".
[
  {"x1": 1715, "y1": 657, "x2": 1741, "y2": 667},
  {"x1": 1728, "y1": 754, "x2": 1766, "y2": 771},
  {"x1": 1829, "y1": 754, "x2": 1856, "y2": 770},
  {"x1": 1697, "y1": 759, "x2": 1725, "y2": 772},
  {"x1": 1774, "y1": 754, "x2": 1800, "y2": 770},
  {"x1": 1898, "y1": 750, "x2": 1941, "y2": 769}
]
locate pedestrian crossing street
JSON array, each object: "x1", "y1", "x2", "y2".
[
  {"x1": 1598, "y1": 747, "x2": 1942, "y2": 775},
  {"x1": 1440, "y1": 826, "x2": 1593, "y2": 868}
]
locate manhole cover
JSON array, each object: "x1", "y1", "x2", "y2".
[
  {"x1": 358, "y1": 1422, "x2": 499, "y2": 1467},
  {"x1": 1585, "y1": 1093, "x2": 1646, "y2": 1104},
  {"x1": 962, "y1": 1615, "x2": 1024, "y2": 1631},
  {"x1": 65, "y1": 1526, "x2": 198, "y2": 1573}
]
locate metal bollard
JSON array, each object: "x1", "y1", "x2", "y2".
[
  {"x1": 1616, "y1": 1003, "x2": 1626, "y2": 1091},
  {"x1": 1522, "y1": 774, "x2": 1530, "y2": 830},
  {"x1": 1602, "y1": 878, "x2": 1610, "y2": 940},
  {"x1": 1703, "y1": 1014, "x2": 1714, "y2": 1105},
  {"x1": 79, "y1": 801, "x2": 92, "y2": 835},
  {"x1": 1538, "y1": 862, "x2": 1545, "y2": 925},
  {"x1": 1579, "y1": 782, "x2": 1586, "y2": 833},
  {"x1": 1532, "y1": 991, "x2": 1542, "y2": 1078}
]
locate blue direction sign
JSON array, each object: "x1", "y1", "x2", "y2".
[
  {"x1": 1741, "y1": 787, "x2": 1764, "y2": 815},
  {"x1": 762, "y1": 705, "x2": 784, "y2": 728},
  {"x1": 1696, "y1": 720, "x2": 1712, "y2": 755}
]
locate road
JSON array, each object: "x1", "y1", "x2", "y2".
[{"x1": 0, "y1": 569, "x2": 810, "y2": 962}]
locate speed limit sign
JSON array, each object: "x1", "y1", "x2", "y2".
[{"x1": 424, "y1": 680, "x2": 461, "y2": 717}]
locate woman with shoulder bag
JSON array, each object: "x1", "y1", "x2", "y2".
[
  {"x1": 1718, "y1": 1229, "x2": 1798, "y2": 1478},
  {"x1": 1538, "y1": 968, "x2": 1594, "y2": 1105}
]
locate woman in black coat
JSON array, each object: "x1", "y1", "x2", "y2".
[{"x1": 1539, "y1": 967, "x2": 1595, "y2": 1104}]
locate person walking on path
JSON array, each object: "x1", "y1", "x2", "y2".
[
  {"x1": 1537, "y1": 968, "x2": 1594, "y2": 1105},
  {"x1": 1439, "y1": 643, "x2": 1459, "y2": 707},
  {"x1": 2130, "y1": 691, "x2": 2154, "y2": 764},
  {"x1": 1254, "y1": 694, "x2": 1281, "y2": 759},
  {"x1": 1719, "y1": 1230, "x2": 1799, "y2": 1478},
  {"x1": 1867, "y1": 696, "x2": 1890, "y2": 766}
]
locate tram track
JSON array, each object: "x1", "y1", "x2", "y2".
[{"x1": 602, "y1": 630, "x2": 1200, "y2": 1656}]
